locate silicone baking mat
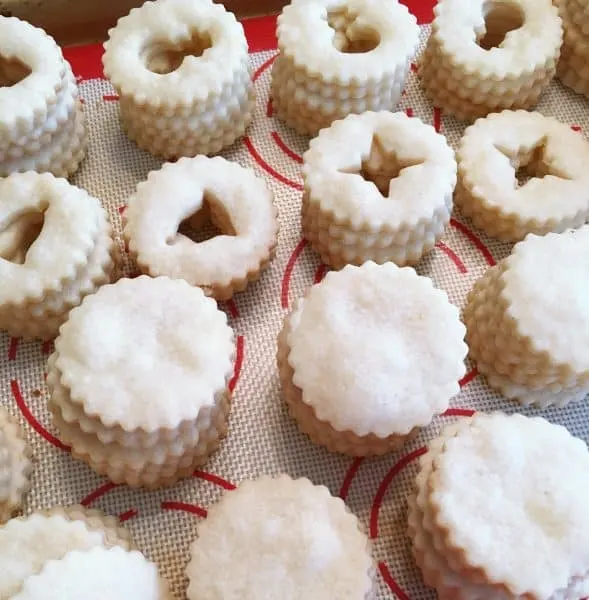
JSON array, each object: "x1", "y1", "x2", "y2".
[{"x1": 2, "y1": 4, "x2": 589, "y2": 599}]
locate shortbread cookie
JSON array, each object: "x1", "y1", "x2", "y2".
[
  {"x1": 0, "y1": 409, "x2": 32, "y2": 523},
  {"x1": 456, "y1": 110, "x2": 589, "y2": 241},
  {"x1": 463, "y1": 227, "x2": 589, "y2": 407},
  {"x1": 103, "y1": 0, "x2": 254, "y2": 158},
  {"x1": 187, "y1": 474, "x2": 375, "y2": 599},
  {"x1": 48, "y1": 276, "x2": 235, "y2": 488},
  {"x1": 278, "y1": 262, "x2": 467, "y2": 456},
  {"x1": 272, "y1": 0, "x2": 419, "y2": 136},
  {"x1": 557, "y1": 0, "x2": 589, "y2": 99},
  {"x1": 124, "y1": 157, "x2": 278, "y2": 300},
  {"x1": 567, "y1": 0, "x2": 589, "y2": 34},
  {"x1": 425, "y1": 413, "x2": 589, "y2": 598},
  {"x1": 11, "y1": 546, "x2": 170, "y2": 600},
  {"x1": 0, "y1": 18, "x2": 87, "y2": 177},
  {"x1": 302, "y1": 111, "x2": 457, "y2": 268},
  {"x1": 0, "y1": 506, "x2": 131, "y2": 600},
  {"x1": 407, "y1": 414, "x2": 589, "y2": 599},
  {"x1": 0, "y1": 172, "x2": 116, "y2": 340},
  {"x1": 420, "y1": 0, "x2": 562, "y2": 121}
]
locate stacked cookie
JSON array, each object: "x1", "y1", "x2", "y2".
[
  {"x1": 0, "y1": 16, "x2": 86, "y2": 178},
  {"x1": 302, "y1": 111, "x2": 457, "y2": 268},
  {"x1": 463, "y1": 227, "x2": 589, "y2": 408},
  {"x1": 102, "y1": 0, "x2": 255, "y2": 160},
  {"x1": 271, "y1": 0, "x2": 419, "y2": 137},
  {"x1": 278, "y1": 262, "x2": 467, "y2": 456},
  {"x1": 455, "y1": 110, "x2": 589, "y2": 241},
  {"x1": 0, "y1": 408, "x2": 32, "y2": 523},
  {"x1": 48, "y1": 276, "x2": 235, "y2": 488},
  {"x1": 408, "y1": 413, "x2": 589, "y2": 598},
  {"x1": 187, "y1": 475, "x2": 375, "y2": 598},
  {"x1": 557, "y1": 0, "x2": 589, "y2": 98},
  {"x1": 0, "y1": 173, "x2": 116, "y2": 341},
  {"x1": 420, "y1": 0, "x2": 562, "y2": 121}
]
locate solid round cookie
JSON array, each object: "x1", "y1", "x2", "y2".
[
  {"x1": 302, "y1": 111, "x2": 457, "y2": 268},
  {"x1": 428, "y1": 413, "x2": 589, "y2": 598},
  {"x1": 11, "y1": 547, "x2": 170, "y2": 600},
  {"x1": 0, "y1": 409, "x2": 32, "y2": 523},
  {"x1": 456, "y1": 110, "x2": 589, "y2": 241},
  {"x1": 124, "y1": 156, "x2": 278, "y2": 301},
  {"x1": 0, "y1": 508, "x2": 131, "y2": 599},
  {"x1": 102, "y1": 0, "x2": 249, "y2": 110},
  {"x1": 278, "y1": 262, "x2": 467, "y2": 455},
  {"x1": 186, "y1": 475, "x2": 375, "y2": 599}
]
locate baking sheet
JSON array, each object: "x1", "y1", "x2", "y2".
[{"x1": 2, "y1": 11, "x2": 589, "y2": 600}]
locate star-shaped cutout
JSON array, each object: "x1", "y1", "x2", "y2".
[
  {"x1": 340, "y1": 134, "x2": 424, "y2": 197},
  {"x1": 326, "y1": 7, "x2": 380, "y2": 54}
]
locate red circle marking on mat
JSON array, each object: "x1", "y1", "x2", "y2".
[
  {"x1": 119, "y1": 509, "x2": 138, "y2": 522},
  {"x1": 459, "y1": 367, "x2": 479, "y2": 388},
  {"x1": 41, "y1": 340, "x2": 54, "y2": 355},
  {"x1": 254, "y1": 53, "x2": 278, "y2": 82},
  {"x1": 314, "y1": 263, "x2": 328, "y2": 284},
  {"x1": 244, "y1": 136, "x2": 304, "y2": 191},
  {"x1": 281, "y1": 239, "x2": 308, "y2": 309},
  {"x1": 229, "y1": 335, "x2": 245, "y2": 393},
  {"x1": 193, "y1": 470, "x2": 236, "y2": 491},
  {"x1": 80, "y1": 482, "x2": 118, "y2": 506},
  {"x1": 161, "y1": 501, "x2": 208, "y2": 519},
  {"x1": 271, "y1": 131, "x2": 304, "y2": 164},
  {"x1": 225, "y1": 299, "x2": 240, "y2": 320},
  {"x1": 449, "y1": 218, "x2": 496, "y2": 266},
  {"x1": 7, "y1": 337, "x2": 19, "y2": 361},
  {"x1": 339, "y1": 457, "x2": 365, "y2": 500},
  {"x1": 442, "y1": 407, "x2": 476, "y2": 418},
  {"x1": 435, "y1": 241, "x2": 467, "y2": 274},
  {"x1": 11, "y1": 379, "x2": 70, "y2": 452},
  {"x1": 379, "y1": 562, "x2": 411, "y2": 600}
]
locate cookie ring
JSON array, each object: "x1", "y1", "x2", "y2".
[
  {"x1": 420, "y1": 0, "x2": 562, "y2": 118},
  {"x1": 456, "y1": 110, "x2": 589, "y2": 242},
  {"x1": 124, "y1": 156, "x2": 278, "y2": 301},
  {"x1": 0, "y1": 408, "x2": 32, "y2": 523},
  {"x1": 276, "y1": 0, "x2": 418, "y2": 87},
  {"x1": 102, "y1": 0, "x2": 249, "y2": 110},
  {"x1": 302, "y1": 111, "x2": 456, "y2": 268},
  {"x1": 0, "y1": 16, "x2": 67, "y2": 141}
]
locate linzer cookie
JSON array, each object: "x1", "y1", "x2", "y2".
[
  {"x1": 0, "y1": 16, "x2": 86, "y2": 177},
  {"x1": 408, "y1": 413, "x2": 589, "y2": 598},
  {"x1": 0, "y1": 172, "x2": 116, "y2": 341},
  {"x1": 186, "y1": 475, "x2": 375, "y2": 599},
  {"x1": 271, "y1": 0, "x2": 419, "y2": 137},
  {"x1": 420, "y1": 0, "x2": 562, "y2": 121},
  {"x1": 124, "y1": 156, "x2": 278, "y2": 301},
  {"x1": 277, "y1": 262, "x2": 467, "y2": 456},
  {"x1": 302, "y1": 111, "x2": 456, "y2": 268},
  {"x1": 47, "y1": 275, "x2": 235, "y2": 488},
  {"x1": 0, "y1": 409, "x2": 32, "y2": 523},
  {"x1": 464, "y1": 227, "x2": 589, "y2": 408},
  {"x1": 11, "y1": 546, "x2": 171, "y2": 600},
  {"x1": 0, "y1": 506, "x2": 132, "y2": 599},
  {"x1": 557, "y1": 0, "x2": 589, "y2": 99},
  {"x1": 102, "y1": 0, "x2": 255, "y2": 159},
  {"x1": 456, "y1": 110, "x2": 589, "y2": 241}
]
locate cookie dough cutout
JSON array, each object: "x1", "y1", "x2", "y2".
[
  {"x1": 420, "y1": 0, "x2": 562, "y2": 120},
  {"x1": 427, "y1": 413, "x2": 589, "y2": 598},
  {"x1": 456, "y1": 110, "x2": 589, "y2": 241},
  {"x1": 187, "y1": 475, "x2": 375, "y2": 599},
  {"x1": 0, "y1": 409, "x2": 32, "y2": 523},
  {"x1": 0, "y1": 506, "x2": 132, "y2": 600},
  {"x1": 11, "y1": 547, "x2": 170, "y2": 600},
  {"x1": 278, "y1": 262, "x2": 467, "y2": 456},
  {"x1": 124, "y1": 156, "x2": 278, "y2": 301},
  {"x1": 463, "y1": 227, "x2": 589, "y2": 408},
  {"x1": 302, "y1": 111, "x2": 457, "y2": 268}
]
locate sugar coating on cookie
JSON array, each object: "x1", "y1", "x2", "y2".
[
  {"x1": 0, "y1": 513, "x2": 116, "y2": 599},
  {"x1": 11, "y1": 546, "x2": 168, "y2": 600},
  {"x1": 124, "y1": 156, "x2": 277, "y2": 299},
  {"x1": 429, "y1": 413, "x2": 589, "y2": 598},
  {"x1": 457, "y1": 111, "x2": 589, "y2": 240},
  {"x1": 502, "y1": 227, "x2": 589, "y2": 375},
  {"x1": 287, "y1": 262, "x2": 467, "y2": 437},
  {"x1": 54, "y1": 276, "x2": 235, "y2": 433},
  {"x1": 186, "y1": 475, "x2": 374, "y2": 599}
]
